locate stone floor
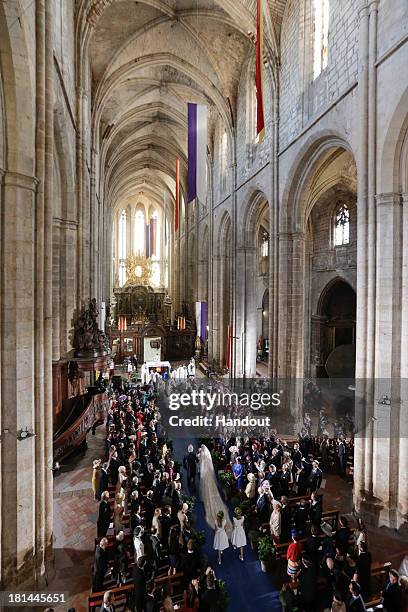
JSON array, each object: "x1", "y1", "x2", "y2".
[{"x1": 48, "y1": 425, "x2": 107, "y2": 612}]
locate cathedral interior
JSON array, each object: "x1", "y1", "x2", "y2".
[{"x1": 0, "y1": 0, "x2": 407, "y2": 609}]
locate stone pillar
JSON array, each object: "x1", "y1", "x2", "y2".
[
  {"x1": 234, "y1": 246, "x2": 257, "y2": 378},
  {"x1": 1, "y1": 171, "x2": 40, "y2": 584},
  {"x1": 398, "y1": 192, "x2": 408, "y2": 528}
]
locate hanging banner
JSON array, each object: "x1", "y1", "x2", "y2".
[
  {"x1": 226, "y1": 324, "x2": 232, "y2": 370},
  {"x1": 175, "y1": 158, "x2": 180, "y2": 231},
  {"x1": 146, "y1": 223, "x2": 150, "y2": 258},
  {"x1": 256, "y1": 0, "x2": 265, "y2": 143},
  {"x1": 187, "y1": 103, "x2": 207, "y2": 204}
]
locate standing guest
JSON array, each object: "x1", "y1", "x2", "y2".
[
  {"x1": 181, "y1": 539, "x2": 201, "y2": 585},
  {"x1": 231, "y1": 507, "x2": 247, "y2": 561},
  {"x1": 97, "y1": 491, "x2": 112, "y2": 538},
  {"x1": 321, "y1": 521, "x2": 336, "y2": 561},
  {"x1": 178, "y1": 503, "x2": 190, "y2": 537},
  {"x1": 132, "y1": 557, "x2": 147, "y2": 612},
  {"x1": 168, "y1": 524, "x2": 182, "y2": 576},
  {"x1": 331, "y1": 591, "x2": 347, "y2": 612},
  {"x1": 245, "y1": 473, "x2": 257, "y2": 500},
  {"x1": 116, "y1": 465, "x2": 127, "y2": 493},
  {"x1": 382, "y1": 569, "x2": 403, "y2": 612},
  {"x1": 337, "y1": 437, "x2": 347, "y2": 477},
  {"x1": 144, "y1": 490, "x2": 156, "y2": 528},
  {"x1": 113, "y1": 531, "x2": 128, "y2": 586},
  {"x1": 306, "y1": 524, "x2": 321, "y2": 568},
  {"x1": 152, "y1": 508, "x2": 162, "y2": 540},
  {"x1": 213, "y1": 511, "x2": 229, "y2": 566},
  {"x1": 354, "y1": 518, "x2": 368, "y2": 552},
  {"x1": 279, "y1": 583, "x2": 298, "y2": 612},
  {"x1": 92, "y1": 459, "x2": 102, "y2": 501},
  {"x1": 182, "y1": 578, "x2": 200, "y2": 612},
  {"x1": 294, "y1": 500, "x2": 309, "y2": 536},
  {"x1": 97, "y1": 463, "x2": 109, "y2": 500},
  {"x1": 160, "y1": 505, "x2": 172, "y2": 546},
  {"x1": 347, "y1": 581, "x2": 366, "y2": 612},
  {"x1": 287, "y1": 530, "x2": 303, "y2": 581},
  {"x1": 336, "y1": 516, "x2": 351, "y2": 557},
  {"x1": 298, "y1": 553, "x2": 318, "y2": 612},
  {"x1": 145, "y1": 580, "x2": 158, "y2": 612},
  {"x1": 232, "y1": 456, "x2": 245, "y2": 493},
  {"x1": 100, "y1": 590, "x2": 115, "y2": 612},
  {"x1": 355, "y1": 541, "x2": 371, "y2": 599},
  {"x1": 270, "y1": 501, "x2": 282, "y2": 544},
  {"x1": 308, "y1": 460, "x2": 323, "y2": 492},
  {"x1": 280, "y1": 497, "x2": 292, "y2": 543},
  {"x1": 133, "y1": 526, "x2": 145, "y2": 562},
  {"x1": 93, "y1": 537, "x2": 109, "y2": 592},
  {"x1": 200, "y1": 574, "x2": 221, "y2": 612},
  {"x1": 309, "y1": 491, "x2": 322, "y2": 527},
  {"x1": 183, "y1": 444, "x2": 198, "y2": 494}
]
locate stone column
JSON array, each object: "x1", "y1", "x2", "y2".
[
  {"x1": 398, "y1": 192, "x2": 408, "y2": 528},
  {"x1": 234, "y1": 246, "x2": 257, "y2": 378},
  {"x1": 1, "y1": 171, "x2": 40, "y2": 584}
]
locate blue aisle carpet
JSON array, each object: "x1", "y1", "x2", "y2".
[{"x1": 172, "y1": 435, "x2": 282, "y2": 612}]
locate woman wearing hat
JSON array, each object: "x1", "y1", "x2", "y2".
[
  {"x1": 92, "y1": 459, "x2": 102, "y2": 501},
  {"x1": 286, "y1": 530, "x2": 303, "y2": 580},
  {"x1": 270, "y1": 501, "x2": 282, "y2": 544},
  {"x1": 231, "y1": 507, "x2": 247, "y2": 561},
  {"x1": 213, "y1": 510, "x2": 229, "y2": 565},
  {"x1": 245, "y1": 472, "x2": 257, "y2": 500}
]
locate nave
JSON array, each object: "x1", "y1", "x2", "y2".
[{"x1": 48, "y1": 371, "x2": 408, "y2": 611}]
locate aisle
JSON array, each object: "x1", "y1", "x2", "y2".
[{"x1": 172, "y1": 436, "x2": 282, "y2": 612}]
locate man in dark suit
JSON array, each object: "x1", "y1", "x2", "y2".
[
  {"x1": 181, "y1": 539, "x2": 201, "y2": 587},
  {"x1": 347, "y1": 581, "x2": 366, "y2": 612},
  {"x1": 144, "y1": 490, "x2": 156, "y2": 528},
  {"x1": 97, "y1": 463, "x2": 109, "y2": 500},
  {"x1": 337, "y1": 437, "x2": 347, "y2": 477},
  {"x1": 145, "y1": 580, "x2": 158, "y2": 612},
  {"x1": 382, "y1": 569, "x2": 403, "y2": 611},
  {"x1": 132, "y1": 557, "x2": 147, "y2": 612},
  {"x1": 143, "y1": 528, "x2": 161, "y2": 575},
  {"x1": 201, "y1": 574, "x2": 221, "y2": 612},
  {"x1": 298, "y1": 554, "x2": 318, "y2": 612},
  {"x1": 93, "y1": 537, "x2": 109, "y2": 592},
  {"x1": 160, "y1": 505, "x2": 172, "y2": 547},
  {"x1": 97, "y1": 491, "x2": 112, "y2": 538},
  {"x1": 183, "y1": 444, "x2": 198, "y2": 493},
  {"x1": 280, "y1": 497, "x2": 292, "y2": 543},
  {"x1": 355, "y1": 541, "x2": 372, "y2": 598},
  {"x1": 308, "y1": 460, "x2": 322, "y2": 492}
]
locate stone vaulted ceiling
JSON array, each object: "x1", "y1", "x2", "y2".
[{"x1": 77, "y1": 0, "x2": 288, "y2": 216}]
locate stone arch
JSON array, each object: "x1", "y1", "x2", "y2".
[
  {"x1": 280, "y1": 132, "x2": 355, "y2": 232},
  {"x1": 379, "y1": 87, "x2": 408, "y2": 193}
]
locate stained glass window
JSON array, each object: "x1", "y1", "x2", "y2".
[{"x1": 334, "y1": 203, "x2": 350, "y2": 246}]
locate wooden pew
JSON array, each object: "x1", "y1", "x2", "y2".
[{"x1": 88, "y1": 583, "x2": 133, "y2": 612}]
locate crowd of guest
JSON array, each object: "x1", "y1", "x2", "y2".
[
  {"x1": 208, "y1": 433, "x2": 407, "y2": 612},
  {"x1": 92, "y1": 379, "x2": 226, "y2": 611}
]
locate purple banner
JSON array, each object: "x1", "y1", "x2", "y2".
[
  {"x1": 200, "y1": 301, "x2": 207, "y2": 343},
  {"x1": 188, "y1": 103, "x2": 197, "y2": 203}
]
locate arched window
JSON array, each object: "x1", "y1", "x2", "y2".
[
  {"x1": 150, "y1": 210, "x2": 160, "y2": 259},
  {"x1": 261, "y1": 230, "x2": 269, "y2": 257},
  {"x1": 334, "y1": 203, "x2": 350, "y2": 246},
  {"x1": 221, "y1": 129, "x2": 228, "y2": 191},
  {"x1": 313, "y1": 0, "x2": 329, "y2": 80},
  {"x1": 119, "y1": 261, "x2": 126, "y2": 287},
  {"x1": 134, "y1": 209, "x2": 145, "y2": 256},
  {"x1": 119, "y1": 209, "x2": 127, "y2": 260}
]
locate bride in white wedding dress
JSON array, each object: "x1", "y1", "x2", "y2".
[{"x1": 198, "y1": 444, "x2": 232, "y2": 536}]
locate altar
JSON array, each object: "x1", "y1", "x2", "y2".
[{"x1": 107, "y1": 256, "x2": 195, "y2": 363}]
